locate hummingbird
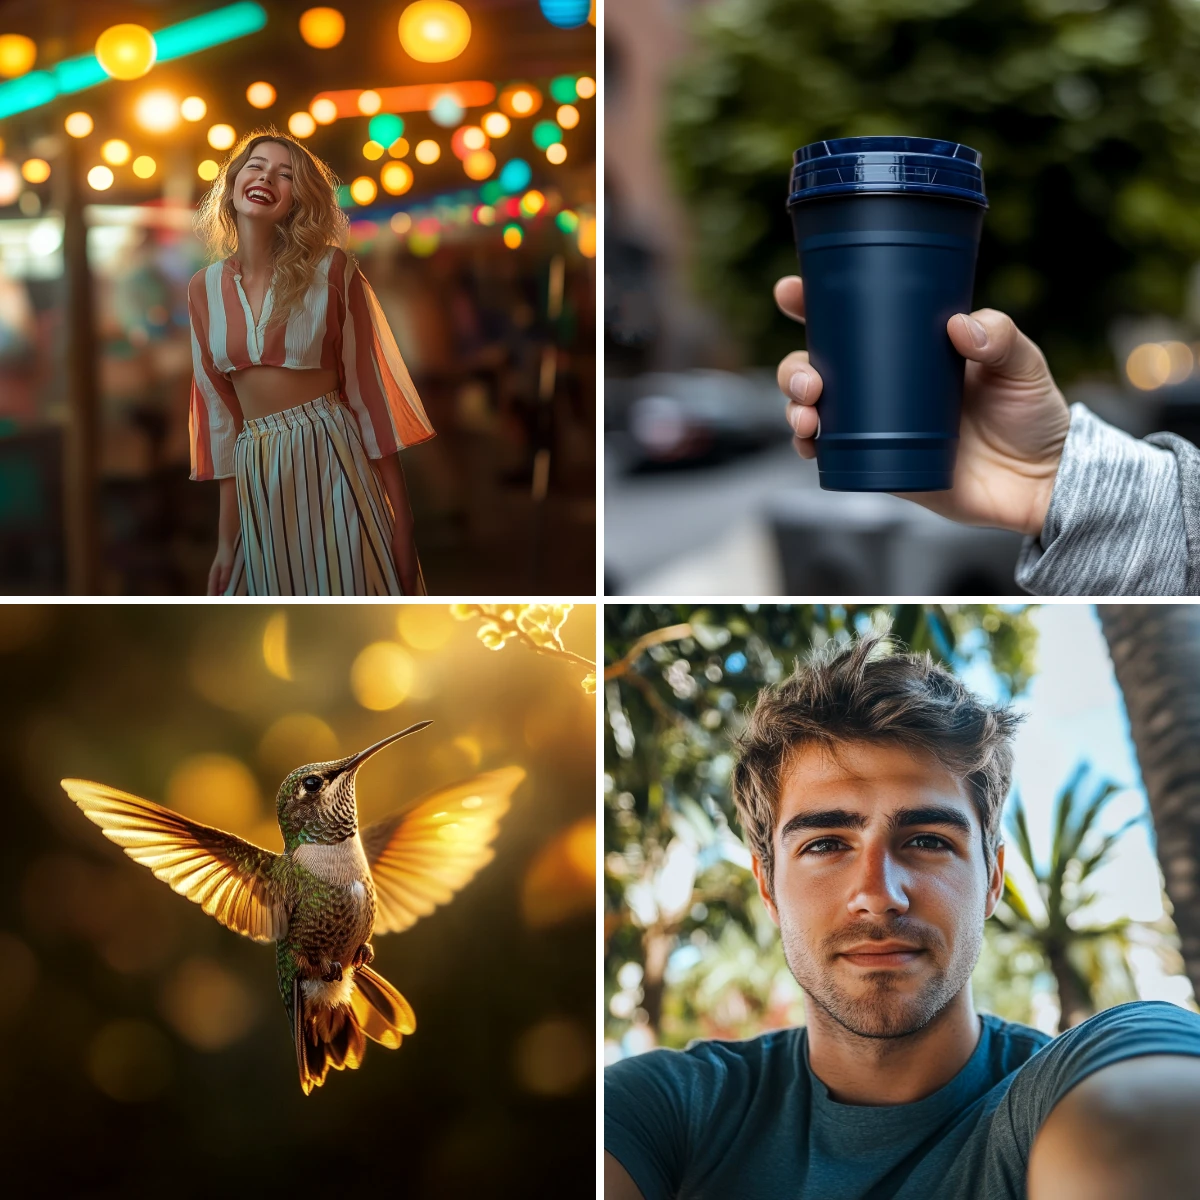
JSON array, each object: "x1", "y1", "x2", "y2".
[{"x1": 62, "y1": 721, "x2": 524, "y2": 1095}]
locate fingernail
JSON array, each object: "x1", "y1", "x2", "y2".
[
  {"x1": 963, "y1": 315, "x2": 988, "y2": 349},
  {"x1": 789, "y1": 371, "x2": 810, "y2": 403}
]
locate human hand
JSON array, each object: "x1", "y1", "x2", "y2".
[
  {"x1": 774, "y1": 276, "x2": 1072, "y2": 536},
  {"x1": 206, "y1": 541, "x2": 236, "y2": 596}
]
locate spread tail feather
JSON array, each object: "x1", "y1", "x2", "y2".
[{"x1": 293, "y1": 967, "x2": 415, "y2": 1095}]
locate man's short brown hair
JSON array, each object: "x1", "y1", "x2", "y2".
[{"x1": 732, "y1": 630, "x2": 1022, "y2": 898}]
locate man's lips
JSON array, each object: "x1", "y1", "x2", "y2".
[{"x1": 838, "y1": 942, "x2": 925, "y2": 968}]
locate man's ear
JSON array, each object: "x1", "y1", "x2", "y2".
[
  {"x1": 983, "y1": 841, "x2": 1005, "y2": 919},
  {"x1": 751, "y1": 853, "x2": 780, "y2": 926}
]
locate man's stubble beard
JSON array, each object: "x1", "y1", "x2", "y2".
[{"x1": 777, "y1": 905, "x2": 984, "y2": 1041}]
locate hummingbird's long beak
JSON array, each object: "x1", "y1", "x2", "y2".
[{"x1": 336, "y1": 721, "x2": 432, "y2": 777}]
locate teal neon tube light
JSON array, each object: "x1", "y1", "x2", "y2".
[{"x1": 0, "y1": 3, "x2": 267, "y2": 121}]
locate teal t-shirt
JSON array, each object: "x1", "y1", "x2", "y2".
[{"x1": 605, "y1": 1001, "x2": 1200, "y2": 1199}]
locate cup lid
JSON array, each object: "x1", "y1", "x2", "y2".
[{"x1": 787, "y1": 136, "x2": 987, "y2": 209}]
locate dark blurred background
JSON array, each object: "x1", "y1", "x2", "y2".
[
  {"x1": 605, "y1": 0, "x2": 1200, "y2": 594},
  {"x1": 0, "y1": 602, "x2": 595, "y2": 1197},
  {"x1": 0, "y1": 0, "x2": 596, "y2": 595}
]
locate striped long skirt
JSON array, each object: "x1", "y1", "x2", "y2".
[{"x1": 224, "y1": 391, "x2": 411, "y2": 596}]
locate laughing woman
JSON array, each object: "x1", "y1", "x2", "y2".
[{"x1": 188, "y1": 128, "x2": 434, "y2": 595}]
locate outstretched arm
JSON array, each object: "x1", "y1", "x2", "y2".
[
  {"x1": 1028, "y1": 1054, "x2": 1200, "y2": 1199},
  {"x1": 374, "y1": 451, "x2": 422, "y2": 595}
]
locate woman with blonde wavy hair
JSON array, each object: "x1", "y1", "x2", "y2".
[{"x1": 188, "y1": 127, "x2": 434, "y2": 595}]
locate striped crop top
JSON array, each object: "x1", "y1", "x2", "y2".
[{"x1": 187, "y1": 245, "x2": 435, "y2": 480}]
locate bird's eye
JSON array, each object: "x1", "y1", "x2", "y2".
[{"x1": 302, "y1": 775, "x2": 322, "y2": 793}]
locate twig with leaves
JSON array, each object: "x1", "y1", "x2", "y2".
[{"x1": 452, "y1": 604, "x2": 596, "y2": 692}]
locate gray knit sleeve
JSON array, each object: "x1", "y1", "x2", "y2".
[{"x1": 1015, "y1": 403, "x2": 1191, "y2": 596}]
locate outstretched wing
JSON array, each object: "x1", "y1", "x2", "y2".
[
  {"x1": 61, "y1": 778, "x2": 287, "y2": 943},
  {"x1": 361, "y1": 767, "x2": 524, "y2": 935}
]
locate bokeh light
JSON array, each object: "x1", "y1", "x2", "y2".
[
  {"x1": 311, "y1": 97, "x2": 339, "y2": 125},
  {"x1": 351, "y1": 641, "x2": 416, "y2": 710},
  {"x1": 415, "y1": 139, "x2": 441, "y2": 165},
  {"x1": 350, "y1": 176, "x2": 378, "y2": 205},
  {"x1": 381, "y1": 161, "x2": 414, "y2": 195},
  {"x1": 101, "y1": 139, "x2": 131, "y2": 166},
  {"x1": 64, "y1": 112, "x2": 94, "y2": 138},
  {"x1": 1163, "y1": 341, "x2": 1194, "y2": 385},
  {"x1": 369, "y1": 114, "x2": 405, "y2": 146},
  {"x1": 500, "y1": 85, "x2": 542, "y2": 118},
  {"x1": 363, "y1": 140, "x2": 385, "y2": 161},
  {"x1": 358, "y1": 90, "x2": 382, "y2": 115},
  {"x1": 180, "y1": 96, "x2": 207, "y2": 122},
  {"x1": 464, "y1": 149, "x2": 496, "y2": 180},
  {"x1": 430, "y1": 94, "x2": 465, "y2": 127},
  {"x1": 555, "y1": 209, "x2": 579, "y2": 233},
  {"x1": 88, "y1": 166, "x2": 113, "y2": 190},
  {"x1": 514, "y1": 1017, "x2": 591, "y2": 1095},
  {"x1": 398, "y1": 1, "x2": 472, "y2": 63},
  {"x1": 532, "y1": 120, "x2": 563, "y2": 150},
  {"x1": 520, "y1": 189, "x2": 546, "y2": 217},
  {"x1": 134, "y1": 90, "x2": 180, "y2": 134},
  {"x1": 503, "y1": 223, "x2": 523, "y2": 250},
  {"x1": 390, "y1": 211, "x2": 413, "y2": 234},
  {"x1": 132, "y1": 156, "x2": 156, "y2": 179},
  {"x1": 474, "y1": 204, "x2": 496, "y2": 226},
  {"x1": 167, "y1": 753, "x2": 261, "y2": 831},
  {"x1": 578, "y1": 215, "x2": 596, "y2": 258},
  {"x1": 258, "y1": 712, "x2": 340, "y2": 779},
  {"x1": 522, "y1": 817, "x2": 594, "y2": 926},
  {"x1": 288, "y1": 111, "x2": 316, "y2": 138},
  {"x1": 20, "y1": 159, "x2": 49, "y2": 184},
  {"x1": 408, "y1": 226, "x2": 440, "y2": 256},
  {"x1": 246, "y1": 81, "x2": 276, "y2": 109},
  {"x1": 1126, "y1": 343, "x2": 1172, "y2": 390},
  {"x1": 482, "y1": 112, "x2": 510, "y2": 138},
  {"x1": 0, "y1": 33, "x2": 36, "y2": 78},
  {"x1": 0, "y1": 932, "x2": 37, "y2": 1023},
  {"x1": 197, "y1": 159, "x2": 220, "y2": 181},
  {"x1": 299, "y1": 7, "x2": 346, "y2": 48},
  {"x1": 452, "y1": 125, "x2": 485, "y2": 158},
  {"x1": 498, "y1": 157, "x2": 532, "y2": 194},
  {"x1": 396, "y1": 606, "x2": 456, "y2": 650},
  {"x1": 87, "y1": 1020, "x2": 172, "y2": 1102},
  {"x1": 207, "y1": 124, "x2": 236, "y2": 151},
  {"x1": 576, "y1": 76, "x2": 596, "y2": 100},
  {"x1": 262, "y1": 612, "x2": 291, "y2": 681},
  {"x1": 546, "y1": 143, "x2": 567, "y2": 165},
  {"x1": 539, "y1": 0, "x2": 591, "y2": 29},
  {"x1": 556, "y1": 104, "x2": 580, "y2": 130},
  {"x1": 95, "y1": 24, "x2": 157, "y2": 81},
  {"x1": 549, "y1": 75, "x2": 578, "y2": 104},
  {"x1": 388, "y1": 137, "x2": 410, "y2": 159},
  {"x1": 160, "y1": 957, "x2": 260, "y2": 1051}
]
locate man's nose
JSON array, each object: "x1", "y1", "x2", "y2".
[{"x1": 846, "y1": 840, "x2": 910, "y2": 917}]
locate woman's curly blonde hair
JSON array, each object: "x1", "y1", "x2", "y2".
[{"x1": 193, "y1": 127, "x2": 350, "y2": 324}]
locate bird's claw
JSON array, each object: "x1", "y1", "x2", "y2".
[
  {"x1": 352, "y1": 942, "x2": 374, "y2": 969},
  {"x1": 321, "y1": 961, "x2": 343, "y2": 983}
]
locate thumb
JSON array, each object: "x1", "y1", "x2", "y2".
[{"x1": 948, "y1": 308, "x2": 1050, "y2": 384}]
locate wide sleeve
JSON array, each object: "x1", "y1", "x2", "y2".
[
  {"x1": 187, "y1": 273, "x2": 243, "y2": 481},
  {"x1": 338, "y1": 256, "x2": 435, "y2": 459}
]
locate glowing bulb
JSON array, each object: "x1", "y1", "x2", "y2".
[
  {"x1": 0, "y1": 34, "x2": 37, "y2": 78},
  {"x1": 246, "y1": 82, "x2": 276, "y2": 109},
  {"x1": 546, "y1": 143, "x2": 567, "y2": 165},
  {"x1": 463, "y1": 149, "x2": 496, "y2": 180},
  {"x1": 101, "y1": 139, "x2": 131, "y2": 166},
  {"x1": 299, "y1": 7, "x2": 345, "y2": 49},
  {"x1": 311, "y1": 97, "x2": 338, "y2": 125},
  {"x1": 197, "y1": 160, "x2": 220, "y2": 181},
  {"x1": 288, "y1": 112, "x2": 316, "y2": 138},
  {"x1": 87, "y1": 165, "x2": 115, "y2": 191},
  {"x1": 135, "y1": 90, "x2": 180, "y2": 134},
  {"x1": 207, "y1": 124, "x2": 236, "y2": 151},
  {"x1": 363, "y1": 140, "x2": 385, "y2": 161},
  {"x1": 482, "y1": 112, "x2": 510, "y2": 138},
  {"x1": 556, "y1": 104, "x2": 579, "y2": 130},
  {"x1": 95, "y1": 24, "x2": 156, "y2": 81},
  {"x1": 502, "y1": 223, "x2": 523, "y2": 249},
  {"x1": 350, "y1": 176, "x2": 377, "y2": 205},
  {"x1": 64, "y1": 112, "x2": 94, "y2": 138},
  {"x1": 358, "y1": 90, "x2": 382, "y2": 115},
  {"x1": 181, "y1": 96, "x2": 207, "y2": 122},
  {"x1": 21, "y1": 158, "x2": 50, "y2": 184},
  {"x1": 381, "y1": 162, "x2": 414, "y2": 195},
  {"x1": 415, "y1": 139, "x2": 440, "y2": 165},
  {"x1": 132, "y1": 155, "x2": 156, "y2": 179},
  {"x1": 398, "y1": 1, "x2": 472, "y2": 64},
  {"x1": 576, "y1": 76, "x2": 596, "y2": 100}
]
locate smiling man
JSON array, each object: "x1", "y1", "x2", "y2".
[{"x1": 605, "y1": 632, "x2": 1200, "y2": 1199}]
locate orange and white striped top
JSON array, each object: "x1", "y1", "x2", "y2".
[{"x1": 187, "y1": 246, "x2": 435, "y2": 480}]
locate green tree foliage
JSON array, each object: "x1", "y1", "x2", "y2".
[
  {"x1": 604, "y1": 603, "x2": 1037, "y2": 1048},
  {"x1": 665, "y1": 0, "x2": 1200, "y2": 380}
]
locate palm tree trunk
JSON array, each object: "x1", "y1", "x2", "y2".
[
  {"x1": 1098, "y1": 604, "x2": 1200, "y2": 1000},
  {"x1": 1046, "y1": 944, "x2": 1093, "y2": 1032}
]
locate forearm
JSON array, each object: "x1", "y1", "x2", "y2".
[
  {"x1": 217, "y1": 477, "x2": 239, "y2": 547},
  {"x1": 1028, "y1": 1054, "x2": 1200, "y2": 1200},
  {"x1": 374, "y1": 452, "x2": 414, "y2": 531},
  {"x1": 1015, "y1": 403, "x2": 1190, "y2": 595}
]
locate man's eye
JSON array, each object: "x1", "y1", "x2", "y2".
[
  {"x1": 908, "y1": 834, "x2": 951, "y2": 851},
  {"x1": 801, "y1": 838, "x2": 845, "y2": 855}
]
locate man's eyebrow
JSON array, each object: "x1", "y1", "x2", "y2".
[{"x1": 778, "y1": 804, "x2": 973, "y2": 844}]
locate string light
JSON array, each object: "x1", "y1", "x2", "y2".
[
  {"x1": 197, "y1": 159, "x2": 220, "y2": 181},
  {"x1": 350, "y1": 176, "x2": 378, "y2": 204},
  {"x1": 398, "y1": 1, "x2": 472, "y2": 64},
  {"x1": 64, "y1": 112, "x2": 94, "y2": 138},
  {"x1": 415, "y1": 139, "x2": 441, "y2": 164},
  {"x1": 502, "y1": 223, "x2": 523, "y2": 249},
  {"x1": 288, "y1": 112, "x2": 316, "y2": 137},
  {"x1": 463, "y1": 149, "x2": 495, "y2": 180},
  {"x1": 101, "y1": 139, "x2": 131, "y2": 165},
  {"x1": 21, "y1": 158, "x2": 50, "y2": 184},
  {"x1": 556, "y1": 104, "x2": 579, "y2": 130},
  {"x1": 381, "y1": 162, "x2": 414, "y2": 194},
  {"x1": 181, "y1": 96, "x2": 207, "y2": 121},
  {"x1": 135, "y1": 90, "x2": 180, "y2": 134},
  {"x1": 546, "y1": 143, "x2": 567, "y2": 164},
  {"x1": 358, "y1": 90, "x2": 382, "y2": 115},
  {"x1": 246, "y1": 82, "x2": 276, "y2": 108},
  {"x1": 95, "y1": 24, "x2": 157, "y2": 80},
  {"x1": 388, "y1": 138, "x2": 410, "y2": 158},
  {"x1": 299, "y1": 8, "x2": 345, "y2": 49},
  {"x1": 87, "y1": 165, "x2": 115, "y2": 190},
  {"x1": 363, "y1": 140, "x2": 385, "y2": 160},
  {"x1": 0, "y1": 34, "x2": 37, "y2": 78},
  {"x1": 482, "y1": 112, "x2": 510, "y2": 138},
  {"x1": 132, "y1": 155, "x2": 157, "y2": 179},
  {"x1": 576, "y1": 76, "x2": 595, "y2": 100},
  {"x1": 311, "y1": 97, "x2": 338, "y2": 124}
]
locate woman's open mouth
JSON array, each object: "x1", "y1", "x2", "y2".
[{"x1": 245, "y1": 186, "x2": 276, "y2": 206}]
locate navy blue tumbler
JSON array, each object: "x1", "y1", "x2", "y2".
[{"x1": 787, "y1": 137, "x2": 988, "y2": 491}]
